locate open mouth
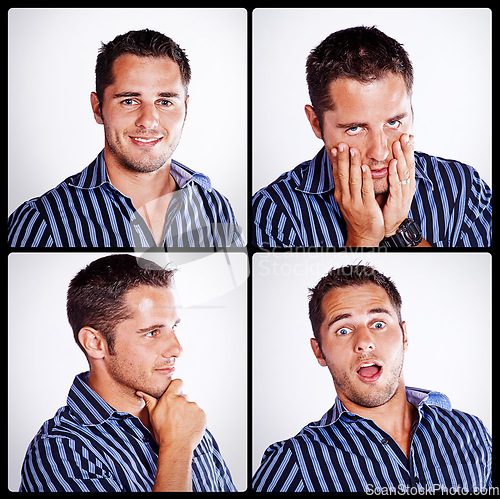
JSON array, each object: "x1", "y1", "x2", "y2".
[{"x1": 356, "y1": 360, "x2": 383, "y2": 383}]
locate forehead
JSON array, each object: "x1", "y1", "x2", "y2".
[
  {"x1": 123, "y1": 285, "x2": 177, "y2": 319},
  {"x1": 321, "y1": 283, "x2": 394, "y2": 321},
  {"x1": 326, "y1": 73, "x2": 410, "y2": 122},
  {"x1": 108, "y1": 54, "x2": 184, "y2": 93}
]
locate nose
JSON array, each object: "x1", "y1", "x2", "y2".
[
  {"x1": 354, "y1": 327, "x2": 375, "y2": 353},
  {"x1": 135, "y1": 103, "x2": 160, "y2": 130},
  {"x1": 161, "y1": 329, "x2": 182, "y2": 359},
  {"x1": 366, "y1": 129, "x2": 390, "y2": 163}
]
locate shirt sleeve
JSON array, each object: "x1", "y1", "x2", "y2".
[
  {"x1": 191, "y1": 429, "x2": 237, "y2": 491},
  {"x1": 8, "y1": 201, "x2": 54, "y2": 248},
  {"x1": 252, "y1": 440, "x2": 305, "y2": 492},
  {"x1": 20, "y1": 435, "x2": 122, "y2": 492},
  {"x1": 252, "y1": 190, "x2": 298, "y2": 247},
  {"x1": 456, "y1": 168, "x2": 492, "y2": 247}
]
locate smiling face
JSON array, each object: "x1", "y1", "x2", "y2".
[
  {"x1": 306, "y1": 73, "x2": 413, "y2": 195},
  {"x1": 311, "y1": 283, "x2": 408, "y2": 409},
  {"x1": 91, "y1": 54, "x2": 188, "y2": 174},
  {"x1": 104, "y1": 284, "x2": 182, "y2": 399}
]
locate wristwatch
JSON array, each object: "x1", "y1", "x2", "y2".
[{"x1": 379, "y1": 218, "x2": 422, "y2": 248}]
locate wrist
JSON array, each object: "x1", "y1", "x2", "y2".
[{"x1": 345, "y1": 235, "x2": 383, "y2": 247}]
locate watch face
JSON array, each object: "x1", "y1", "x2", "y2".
[{"x1": 401, "y1": 219, "x2": 422, "y2": 244}]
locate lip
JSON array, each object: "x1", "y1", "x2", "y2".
[
  {"x1": 370, "y1": 167, "x2": 388, "y2": 179},
  {"x1": 356, "y1": 359, "x2": 383, "y2": 383},
  {"x1": 129, "y1": 136, "x2": 163, "y2": 147},
  {"x1": 155, "y1": 366, "x2": 175, "y2": 375}
]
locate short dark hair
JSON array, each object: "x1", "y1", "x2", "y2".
[
  {"x1": 306, "y1": 26, "x2": 413, "y2": 129},
  {"x1": 67, "y1": 254, "x2": 175, "y2": 356},
  {"x1": 95, "y1": 28, "x2": 191, "y2": 107},
  {"x1": 308, "y1": 264, "x2": 403, "y2": 345}
]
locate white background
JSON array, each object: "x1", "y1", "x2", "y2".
[
  {"x1": 8, "y1": 8, "x2": 247, "y2": 235},
  {"x1": 253, "y1": 8, "x2": 492, "y2": 193},
  {"x1": 8, "y1": 252, "x2": 248, "y2": 491},
  {"x1": 252, "y1": 252, "x2": 492, "y2": 474}
]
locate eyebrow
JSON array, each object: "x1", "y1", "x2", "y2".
[
  {"x1": 336, "y1": 112, "x2": 408, "y2": 130},
  {"x1": 113, "y1": 91, "x2": 181, "y2": 99},
  {"x1": 326, "y1": 308, "x2": 393, "y2": 329},
  {"x1": 135, "y1": 318, "x2": 180, "y2": 334}
]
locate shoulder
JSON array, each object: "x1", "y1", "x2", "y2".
[
  {"x1": 252, "y1": 161, "x2": 310, "y2": 205},
  {"x1": 415, "y1": 151, "x2": 489, "y2": 190}
]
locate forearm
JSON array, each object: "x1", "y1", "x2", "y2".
[{"x1": 153, "y1": 444, "x2": 194, "y2": 492}]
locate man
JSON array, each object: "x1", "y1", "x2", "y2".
[
  {"x1": 252, "y1": 264, "x2": 492, "y2": 492},
  {"x1": 252, "y1": 26, "x2": 491, "y2": 247},
  {"x1": 8, "y1": 29, "x2": 242, "y2": 248},
  {"x1": 20, "y1": 254, "x2": 235, "y2": 492}
]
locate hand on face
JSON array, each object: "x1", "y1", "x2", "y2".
[
  {"x1": 137, "y1": 378, "x2": 206, "y2": 451},
  {"x1": 331, "y1": 133, "x2": 415, "y2": 246}
]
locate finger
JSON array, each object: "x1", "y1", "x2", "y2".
[
  {"x1": 400, "y1": 133, "x2": 415, "y2": 183},
  {"x1": 361, "y1": 165, "x2": 376, "y2": 203},
  {"x1": 136, "y1": 391, "x2": 158, "y2": 412},
  {"x1": 387, "y1": 158, "x2": 402, "y2": 196},
  {"x1": 165, "y1": 378, "x2": 184, "y2": 395},
  {"x1": 333, "y1": 143, "x2": 351, "y2": 196},
  {"x1": 348, "y1": 147, "x2": 362, "y2": 200},
  {"x1": 392, "y1": 139, "x2": 408, "y2": 184}
]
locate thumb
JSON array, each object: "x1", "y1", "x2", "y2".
[{"x1": 136, "y1": 391, "x2": 157, "y2": 412}]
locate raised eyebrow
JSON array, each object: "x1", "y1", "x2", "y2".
[
  {"x1": 387, "y1": 112, "x2": 408, "y2": 123},
  {"x1": 368, "y1": 308, "x2": 393, "y2": 317},
  {"x1": 336, "y1": 121, "x2": 368, "y2": 130},
  {"x1": 327, "y1": 313, "x2": 352, "y2": 329}
]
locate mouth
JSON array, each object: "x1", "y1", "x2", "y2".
[
  {"x1": 155, "y1": 363, "x2": 175, "y2": 375},
  {"x1": 356, "y1": 360, "x2": 383, "y2": 383},
  {"x1": 370, "y1": 167, "x2": 388, "y2": 179},
  {"x1": 129, "y1": 136, "x2": 163, "y2": 147}
]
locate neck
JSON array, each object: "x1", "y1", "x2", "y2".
[
  {"x1": 104, "y1": 149, "x2": 177, "y2": 207},
  {"x1": 87, "y1": 366, "x2": 151, "y2": 431},
  {"x1": 338, "y1": 382, "x2": 417, "y2": 456}
]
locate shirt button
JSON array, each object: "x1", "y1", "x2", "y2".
[{"x1": 381, "y1": 438, "x2": 389, "y2": 445}]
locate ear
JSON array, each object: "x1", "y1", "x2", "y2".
[
  {"x1": 304, "y1": 104, "x2": 323, "y2": 140},
  {"x1": 90, "y1": 92, "x2": 104, "y2": 125},
  {"x1": 401, "y1": 321, "x2": 409, "y2": 352},
  {"x1": 78, "y1": 327, "x2": 107, "y2": 360},
  {"x1": 310, "y1": 338, "x2": 327, "y2": 367}
]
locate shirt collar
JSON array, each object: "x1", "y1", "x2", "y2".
[
  {"x1": 67, "y1": 371, "x2": 120, "y2": 426},
  {"x1": 67, "y1": 150, "x2": 212, "y2": 192},
  {"x1": 312, "y1": 386, "x2": 452, "y2": 428},
  {"x1": 296, "y1": 147, "x2": 433, "y2": 195}
]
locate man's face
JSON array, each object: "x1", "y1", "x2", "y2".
[
  {"x1": 104, "y1": 285, "x2": 182, "y2": 399},
  {"x1": 306, "y1": 73, "x2": 413, "y2": 195},
  {"x1": 92, "y1": 54, "x2": 188, "y2": 174},
  {"x1": 311, "y1": 283, "x2": 407, "y2": 409}
]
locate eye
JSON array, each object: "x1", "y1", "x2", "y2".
[
  {"x1": 346, "y1": 126, "x2": 362, "y2": 136},
  {"x1": 157, "y1": 99, "x2": 173, "y2": 107},
  {"x1": 121, "y1": 98, "x2": 137, "y2": 106},
  {"x1": 146, "y1": 329, "x2": 161, "y2": 338},
  {"x1": 336, "y1": 326, "x2": 352, "y2": 336},
  {"x1": 387, "y1": 120, "x2": 401, "y2": 129},
  {"x1": 372, "y1": 321, "x2": 386, "y2": 330}
]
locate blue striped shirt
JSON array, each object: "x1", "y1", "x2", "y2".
[
  {"x1": 8, "y1": 151, "x2": 243, "y2": 248},
  {"x1": 20, "y1": 372, "x2": 236, "y2": 492},
  {"x1": 252, "y1": 387, "x2": 492, "y2": 493},
  {"x1": 252, "y1": 148, "x2": 492, "y2": 247}
]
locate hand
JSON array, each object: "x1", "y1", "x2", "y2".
[
  {"x1": 382, "y1": 133, "x2": 416, "y2": 236},
  {"x1": 137, "y1": 379, "x2": 206, "y2": 451},
  {"x1": 331, "y1": 142, "x2": 385, "y2": 246}
]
